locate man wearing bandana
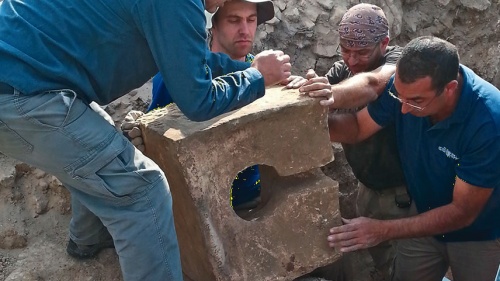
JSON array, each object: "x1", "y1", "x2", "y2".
[{"x1": 300, "y1": 4, "x2": 409, "y2": 280}]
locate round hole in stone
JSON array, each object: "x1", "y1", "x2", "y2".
[
  {"x1": 231, "y1": 164, "x2": 278, "y2": 221},
  {"x1": 231, "y1": 164, "x2": 261, "y2": 211}
]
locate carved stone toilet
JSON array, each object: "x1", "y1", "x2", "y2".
[{"x1": 140, "y1": 87, "x2": 341, "y2": 281}]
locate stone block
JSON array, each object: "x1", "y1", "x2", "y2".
[{"x1": 140, "y1": 86, "x2": 341, "y2": 281}]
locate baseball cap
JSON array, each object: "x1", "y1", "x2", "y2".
[{"x1": 205, "y1": 0, "x2": 274, "y2": 29}]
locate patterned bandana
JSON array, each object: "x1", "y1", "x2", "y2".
[{"x1": 338, "y1": 3, "x2": 389, "y2": 47}]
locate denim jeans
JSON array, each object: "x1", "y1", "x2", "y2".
[{"x1": 0, "y1": 85, "x2": 183, "y2": 281}]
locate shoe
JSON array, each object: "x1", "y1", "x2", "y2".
[{"x1": 66, "y1": 238, "x2": 115, "y2": 259}]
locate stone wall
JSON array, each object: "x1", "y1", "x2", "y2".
[{"x1": 255, "y1": 0, "x2": 500, "y2": 87}]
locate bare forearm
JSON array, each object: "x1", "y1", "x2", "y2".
[
  {"x1": 330, "y1": 75, "x2": 380, "y2": 109},
  {"x1": 328, "y1": 113, "x2": 360, "y2": 143},
  {"x1": 329, "y1": 108, "x2": 382, "y2": 143},
  {"x1": 330, "y1": 65, "x2": 395, "y2": 109},
  {"x1": 384, "y1": 204, "x2": 476, "y2": 240},
  {"x1": 328, "y1": 180, "x2": 493, "y2": 252}
]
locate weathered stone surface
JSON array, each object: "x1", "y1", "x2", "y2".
[{"x1": 141, "y1": 86, "x2": 341, "y2": 281}]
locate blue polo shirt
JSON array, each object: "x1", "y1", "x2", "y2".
[
  {"x1": 368, "y1": 65, "x2": 500, "y2": 242},
  {"x1": 0, "y1": 0, "x2": 264, "y2": 122}
]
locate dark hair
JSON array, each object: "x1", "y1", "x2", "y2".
[
  {"x1": 211, "y1": 9, "x2": 221, "y2": 25},
  {"x1": 397, "y1": 36, "x2": 459, "y2": 94},
  {"x1": 207, "y1": 29, "x2": 213, "y2": 49}
]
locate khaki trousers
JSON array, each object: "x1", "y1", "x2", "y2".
[
  {"x1": 393, "y1": 204, "x2": 500, "y2": 281},
  {"x1": 356, "y1": 182, "x2": 411, "y2": 279}
]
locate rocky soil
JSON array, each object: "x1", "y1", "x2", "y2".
[{"x1": 1, "y1": 0, "x2": 499, "y2": 280}]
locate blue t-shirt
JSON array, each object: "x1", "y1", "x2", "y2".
[
  {"x1": 368, "y1": 65, "x2": 500, "y2": 242},
  {"x1": 149, "y1": 73, "x2": 174, "y2": 112},
  {"x1": 150, "y1": 53, "x2": 261, "y2": 207},
  {"x1": 0, "y1": 0, "x2": 264, "y2": 122},
  {"x1": 149, "y1": 53, "x2": 256, "y2": 112}
]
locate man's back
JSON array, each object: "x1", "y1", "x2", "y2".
[
  {"x1": 0, "y1": 0, "x2": 259, "y2": 120},
  {"x1": 0, "y1": 0, "x2": 158, "y2": 103}
]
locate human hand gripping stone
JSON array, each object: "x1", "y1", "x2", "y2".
[
  {"x1": 299, "y1": 69, "x2": 335, "y2": 107},
  {"x1": 120, "y1": 110, "x2": 145, "y2": 152},
  {"x1": 327, "y1": 217, "x2": 387, "y2": 252},
  {"x1": 281, "y1": 75, "x2": 308, "y2": 89},
  {"x1": 251, "y1": 50, "x2": 291, "y2": 86}
]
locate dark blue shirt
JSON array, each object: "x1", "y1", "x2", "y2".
[{"x1": 368, "y1": 65, "x2": 500, "y2": 242}]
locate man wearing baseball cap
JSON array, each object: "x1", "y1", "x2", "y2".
[
  {"x1": 123, "y1": 0, "x2": 305, "y2": 210},
  {"x1": 206, "y1": 0, "x2": 274, "y2": 61},
  {"x1": 148, "y1": 0, "x2": 275, "y2": 111}
]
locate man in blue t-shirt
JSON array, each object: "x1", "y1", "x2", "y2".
[
  {"x1": 326, "y1": 36, "x2": 500, "y2": 281},
  {"x1": 152, "y1": 0, "x2": 273, "y2": 210},
  {"x1": 123, "y1": 0, "x2": 305, "y2": 209},
  {"x1": 0, "y1": 0, "x2": 292, "y2": 279}
]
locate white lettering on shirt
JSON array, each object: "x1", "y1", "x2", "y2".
[{"x1": 438, "y1": 146, "x2": 459, "y2": 160}]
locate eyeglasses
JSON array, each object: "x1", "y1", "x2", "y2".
[
  {"x1": 387, "y1": 79, "x2": 437, "y2": 111},
  {"x1": 336, "y1": 44, "x2": 378, "y2": 60}
]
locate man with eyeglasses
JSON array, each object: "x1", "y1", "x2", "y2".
[
  {"x1": 387, "y1": 79, "x2": 438, "y2": 111},
  {"x1": 299, "y1": 4, "x2": 409, "y2": 279},
  {"x1": 327, "y1": 36, "x2": 500, "y2": 281}
]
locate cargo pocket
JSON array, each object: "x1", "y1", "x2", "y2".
[
  {"x1": 14, "y1": 89, "x2": 83, "y2": 130},
  {"x1": 67, "y1": 132, "x2": 162, "y2": 206}
]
